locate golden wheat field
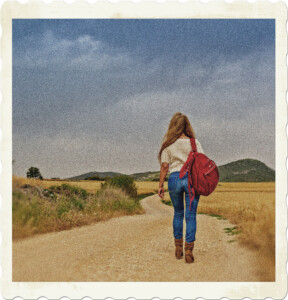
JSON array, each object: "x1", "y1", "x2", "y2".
[{"x1": 163, "y1": 181, "x2": 275, "y2": 277}]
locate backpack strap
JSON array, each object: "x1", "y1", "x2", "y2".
[{"x1": 190, "y1": 138, "x2": 197, "y2": 152}]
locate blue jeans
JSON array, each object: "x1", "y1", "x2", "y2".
[{"x1": 168, "y1": 171, "x2": 200, "y2": 243}]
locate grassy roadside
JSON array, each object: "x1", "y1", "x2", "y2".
[
  {"x1": 12, "y1": 177, "x2": 145, "y2": 240},
  {"x1": 12, "y1": 177, "x2": 168, "y2": 195}
]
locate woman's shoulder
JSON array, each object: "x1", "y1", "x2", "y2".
[
  {"x1": 167, "y1": 137, "x2": 200, "y2": 148},
  {"x1": 195, "y1": 138, "x2": 204, "y2": 154},
  {"x1": 175, "y1": 137, "x2": 199, "y2": 143},
  {"x1": 171, "y1": 138, "x2": 191, "y2": 148}
]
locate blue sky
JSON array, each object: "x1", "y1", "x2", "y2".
[{"x1": 12, "y1": 19, "x2": 275, "y2": 178}]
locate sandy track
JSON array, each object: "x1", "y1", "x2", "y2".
[{"x1": 13, "y1": 195, "x2": 262, "y2": 281}]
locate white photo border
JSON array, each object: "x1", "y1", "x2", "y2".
[{"x1": 1, "y1": 1, "x2": 287, "y2": 299}]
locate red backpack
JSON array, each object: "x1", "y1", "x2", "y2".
[{"x1": 179, "y1": 138, "x2": 219, "y2": 211}]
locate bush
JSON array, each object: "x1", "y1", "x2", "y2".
[
  {"x1": 101, "y1": 175, "x2": 138, "y2": 198},
  {"x1": 95, "y1": 187, "x2": 138, "y2": 213},
  {"x1": 49, "y1": 184, "x2": 88, "y2": 200},
  {"x1": 57, "y1": 196, "x2": 85, "y2": 216}
]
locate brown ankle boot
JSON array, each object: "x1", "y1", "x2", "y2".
[
  {"x1": 174, "y1": 238, "x2": 183, "y2": 259},
  {"x1": 185, "y1": 241, "x2": 194, "y2": 263}
]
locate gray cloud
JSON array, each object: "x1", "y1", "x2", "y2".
[{"x1": 13, "y1": 31, "x2": 275, "y2": 178}]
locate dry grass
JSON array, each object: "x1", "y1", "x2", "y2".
[
  {"x1": 12, "y1": 176, "x2": 144, "y2": 240},
  {"x1": 13, "y1": 176, "x2": 104, "y2": 193},
  {"x1": 163, "y1": 181, "x2": 275, "y2": 280},
  {"x1": 13, "y1": 176, "x2": 168, "y2": 195}
]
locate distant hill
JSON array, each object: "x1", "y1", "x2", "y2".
[
  {"x1": 65, "y1": 159, "x2": 275, "y2": 182},
  {"x1": 67, "y1": 171, "x2": 124, "y2": 180},
  {"x1": 218, "y1": 159, "x2": 275, "y2": 182},
  {"x1": 130, "y1": 171, "x2": 161, "y2": 181},
  {"x1": 67, "y1": 171, "x2": 160, "y2": 181},
  {"x1": 130, "y1": 159, "x2": 275, "y2": 182}
]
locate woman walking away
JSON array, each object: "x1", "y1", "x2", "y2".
[{"x1": 158, "y1": 112, "x2": 205, "y2": 263}]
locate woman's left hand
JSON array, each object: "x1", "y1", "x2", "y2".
[{"x1": 158, "y1": 187, "x2": 165, "y2": 198}]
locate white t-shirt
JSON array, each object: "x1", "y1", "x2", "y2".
[{"x1": 160, "y1": 138, "x2": 205, "y2": 173}]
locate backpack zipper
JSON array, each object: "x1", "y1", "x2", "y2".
[{"x1": 204, "y1": 162, "x2": 216, "y2": 175}]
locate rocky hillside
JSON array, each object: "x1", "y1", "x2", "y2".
[{"x1": 218, "y1": 159, "x2": 275, "y2": 182}]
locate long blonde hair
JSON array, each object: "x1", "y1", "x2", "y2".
[{"x1": 158, "y1": 112, "x2": 196, "y2": 163}]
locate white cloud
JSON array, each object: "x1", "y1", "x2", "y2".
[{"x1": 14, "y1": 30, "x2": 132, "y2": 69}]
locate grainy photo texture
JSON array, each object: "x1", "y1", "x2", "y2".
[{"x1": 1, "y1": 1, "x2": 287, "y2": 299}]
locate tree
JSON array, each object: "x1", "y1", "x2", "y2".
[
  {"x1": 101, "y1": 175, "x2": 138, "y2": 198},
  {"x1": 26, "y1": 167, "x2": 43, "y2": 180}
]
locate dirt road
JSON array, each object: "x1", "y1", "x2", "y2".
[{"x1": 13, "y1": 194, "x2": 262, "y2": 281}]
